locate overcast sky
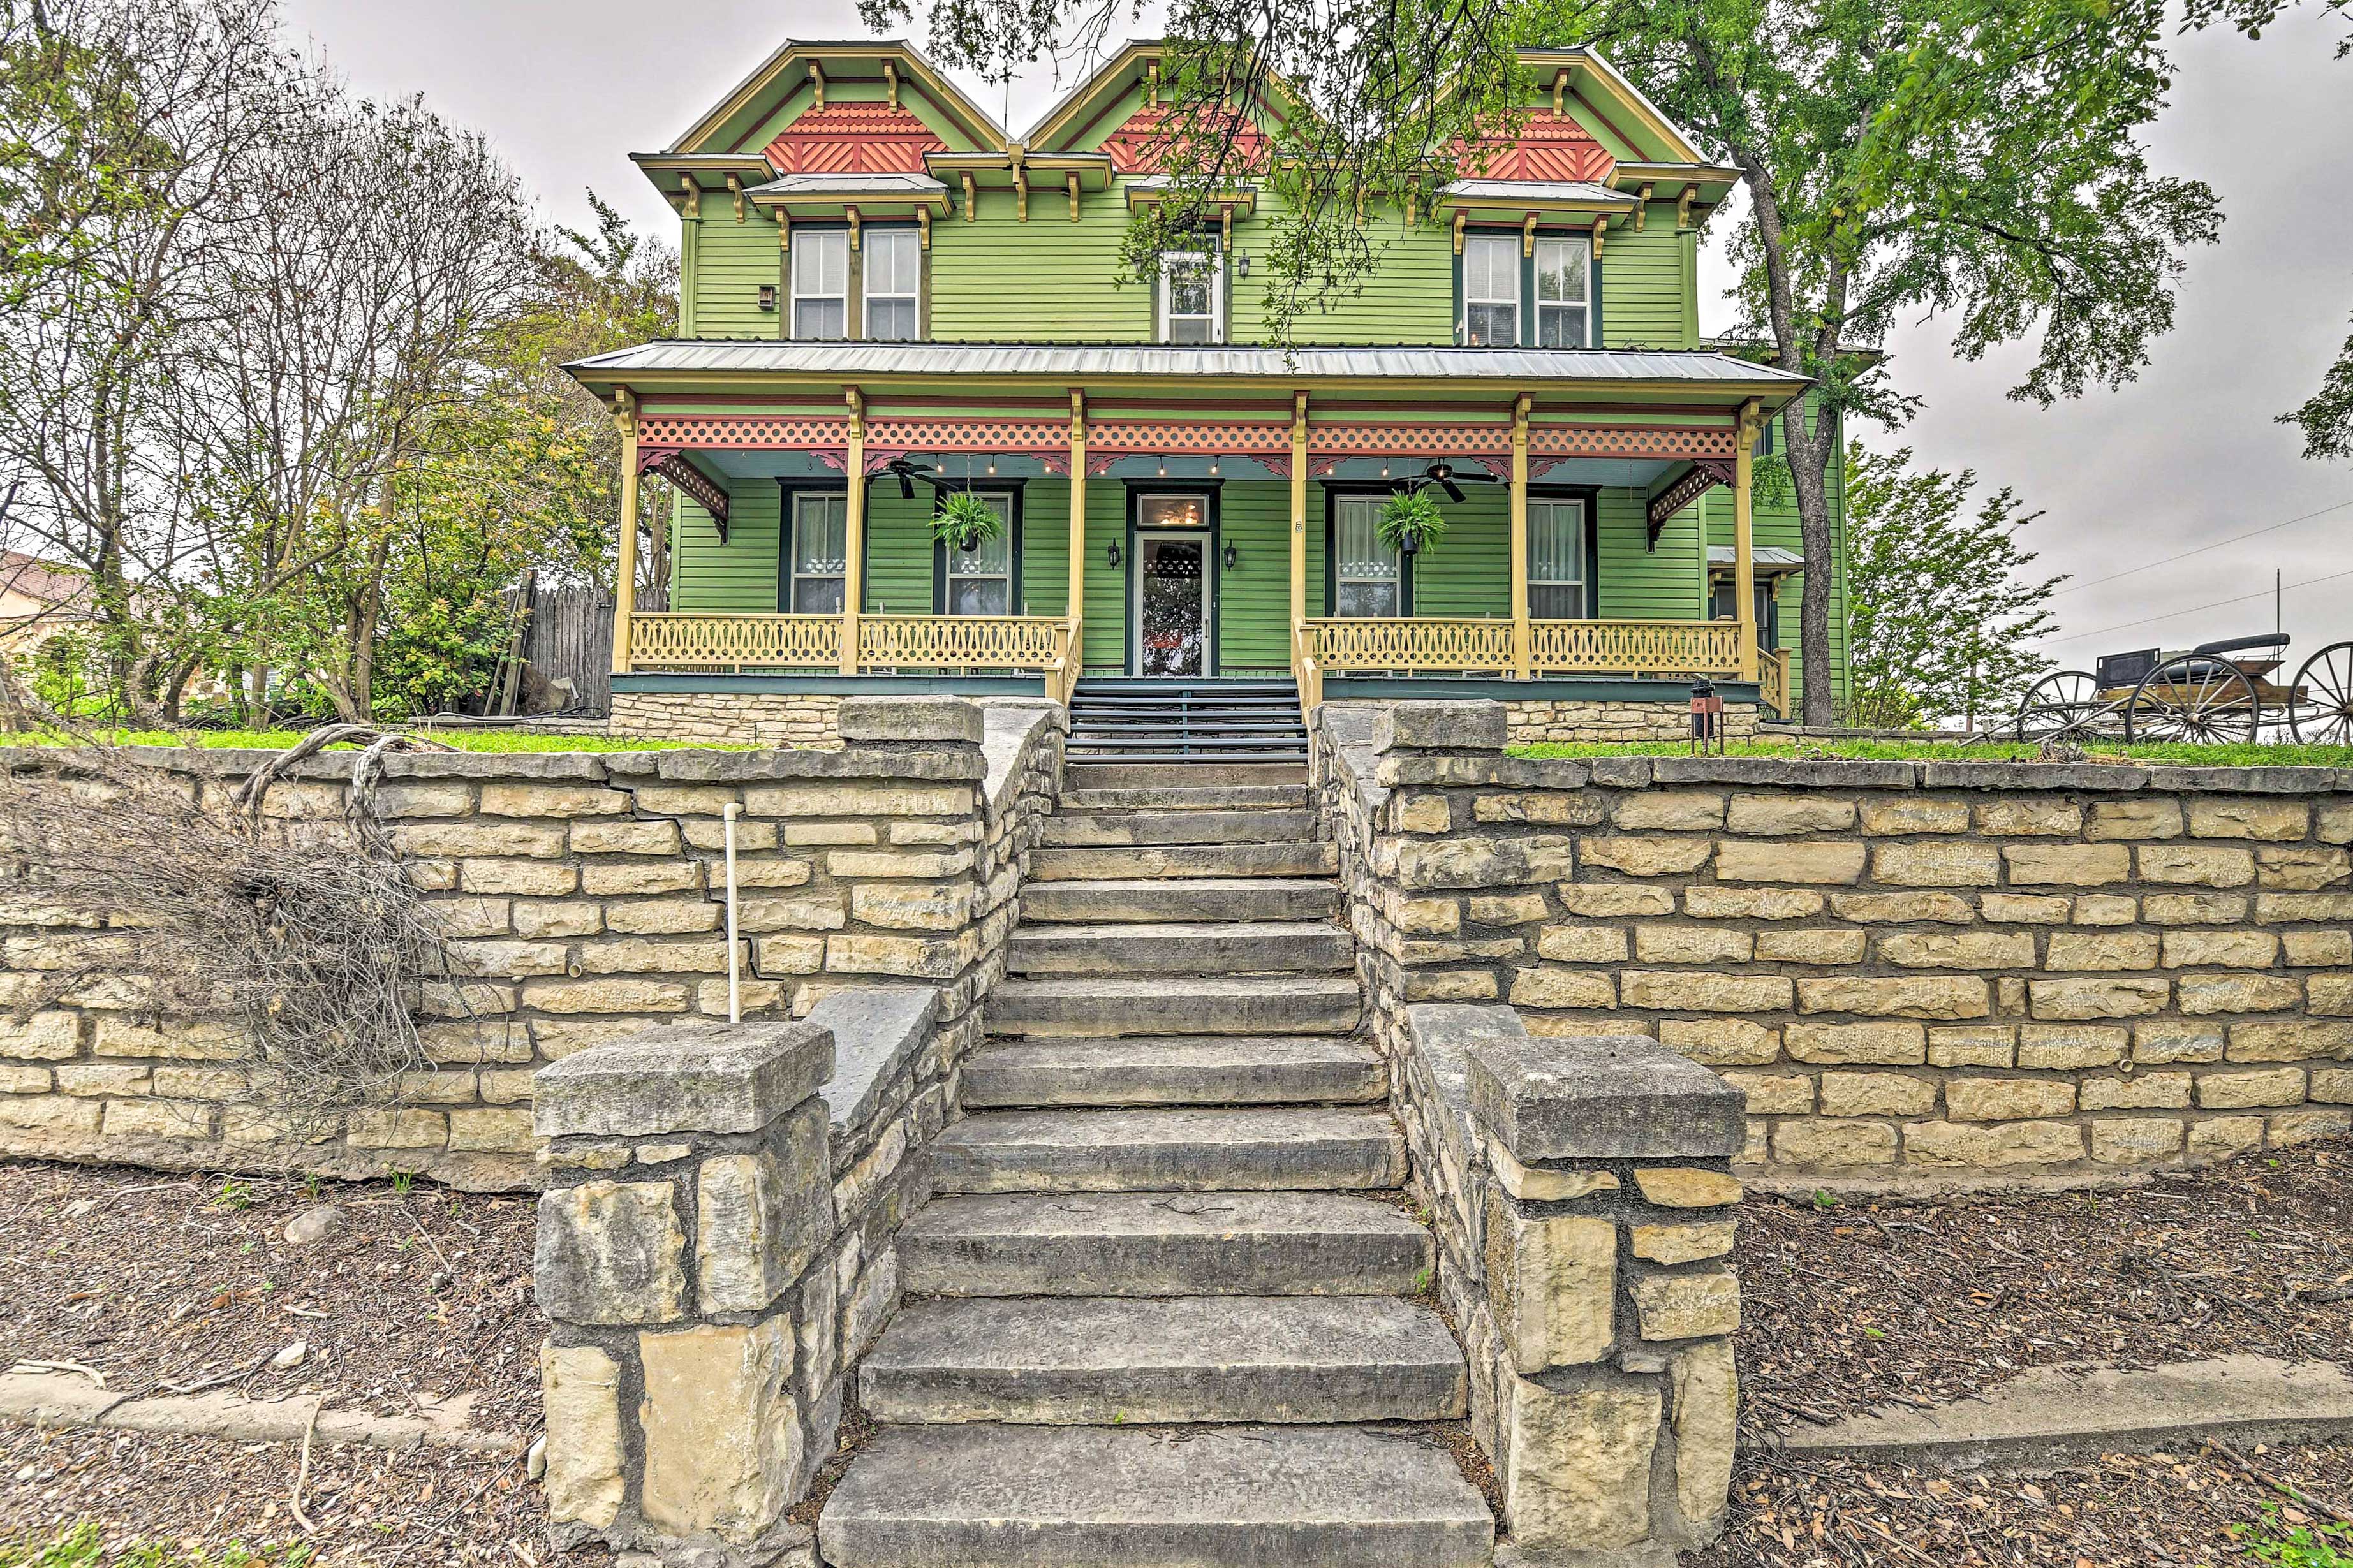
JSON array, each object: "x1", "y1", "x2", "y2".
[{"x1": 281, "y1": 0, "x2": 2353, "y2": 678}]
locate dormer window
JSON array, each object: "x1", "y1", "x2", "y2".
[
  {"x1": 1462, "y1": 233, "x2": 1519, "y2": 346},
  {"x1": 1536, "y1": 237, "x2": 1592, "y2": 347},
  {"x1": 792, "y1": 230, "x2": 848, "y2": 340},
  {"x1": 1158, "y1": 251, "x2": 1223, "y2": 344}
]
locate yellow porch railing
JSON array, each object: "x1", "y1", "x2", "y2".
[
  {"x1": 623, "y1": 613, "x2": 1082, "y2": 693},
  {"x1": 1760, "y1": 647, "x2": 1790, "y2": 719},
  {"x1": 1296, "y1": 617, "x2": 1750, "y2": 680}
]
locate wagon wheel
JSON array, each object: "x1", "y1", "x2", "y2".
[
  {"x1": 2014, "y1": 670, "x2": 2118, "y2": 742},
  {"x1": 2126, "y1": 654, "x2": 2261, "y2": 744},
  {"x1": 2288, "y1": 640, "x2": 2353, "y2": 745}
]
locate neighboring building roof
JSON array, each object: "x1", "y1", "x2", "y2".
[
  {"x1": 570, "y1": 339, "x2": 1813, "y2": 387},
  {"x1": 1708, "y1": 545, "x2": 1805, "y2": 571},
  {"x1": 0, "y1": 551, "x2": 90, "y2": 608}
]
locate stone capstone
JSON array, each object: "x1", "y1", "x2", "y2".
[
  {"x1": 1467, "y1": 1034, "x2": 1746, "y2": 1163},
  {"x1": 533, "y1": 1019, "x2": 834, "y2": 1139}
]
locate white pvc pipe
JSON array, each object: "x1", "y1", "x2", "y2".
[{"x1": 722, "y1": 802, "x2": 742, "y2": 1024}]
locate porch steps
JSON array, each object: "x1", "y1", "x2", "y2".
[
  {"x1": 820, "y1": 777, "x2": 1489, "y2": 1568},
  {"x1": 1065, "y1": 678, "x2": 1310, "y2": 765}
]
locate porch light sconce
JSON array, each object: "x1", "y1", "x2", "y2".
[
  {"x1": 1223, "y1": 543, "x2": 1240, "y2": 571},
  {"x1": 757, "y1": 284, "x2": 777, "y2": 312},
  {"x1": 1107, "y1": 541, "x2": 1123, "y2": 568},
  {"x1": 1236, "y1": 253, "x2": 1250, "y2": 277}
]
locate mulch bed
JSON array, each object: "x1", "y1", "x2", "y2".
[
  {"x1": 1690, "y1": 1440, "x2": 2353, "y2": 1566},
  {"x1": 1736, "y1": 1138, "x2": 2353, "y2": 1438},
  {"x1": 0, "y1": 1159, "x2": 584, "y2": 1560}
]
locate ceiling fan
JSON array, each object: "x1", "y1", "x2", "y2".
[
  {"x1": 882, "y1": 457, "x2": 948, "y2": 500},
  {"x1": 1411, "y1": 460, "x2": 1502, "y2": 503}
]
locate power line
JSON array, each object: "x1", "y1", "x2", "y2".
[
  {"x1": 2045, "y1": 563, "x2": 2353, "y2": 646},
  {"x1": 2060, "y1": 497, "x2": 2353, "y2": 596},
  {"x1": 2051, "y1": 497, "x2": 2353, "y2": 597}
]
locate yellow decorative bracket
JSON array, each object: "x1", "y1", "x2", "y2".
[
  {"x1": 1221, "y1": 203, "x2": 1233, "y2": 251},
  {"x1": 1147, "y1": 61, "x2": 1161, "y2": 105},
  {"x1": 1553, "y1": 70, "x2": 1568, "y2": 118},
  {"x1": 846, "y1": 207, "x2": 860, "y2": 250},
  {"x1": 677, "y1": 173, "x2": 700, "y2": 219},
  {"x1": 1452, "y1": 210, "x2": 1467, "y2": 254},
  {"x1": 1590, "y1": 216, "x2": 1607, "y2": 259},
  {"x1": 1068, "y1": 172, "x2": 1081, "y2": 222},
  {"x1": 809, "y1": 62, "x2": 825, "y2": 108},
  {"x1": 1678, "y1": 184, "x2": 1697, "y2": 230},
  {"x1": 1010, "y1": 144, "x2": 1028, "y2": 223},
  {"x1": 613, "y1": 386, "x2": 637, "y2": 436},
  {"x1": 961, "y1": 171, "x2": 978, "y2": 221},
  {"x1": 726, "y1": 173, "x2": 745, "y2": 222},
  {"x1": 916, "y1": 207, "x2": 931, "y2": 250},
  {"x1": 845, "y1": 385, "x2": 864, "y2": 436},
  {"x1": 1635, "y1": 183, "x2": 1653, "y2": 231},
  {"x1": 776, "y1": 212, "x2": 790, "y2": 252},
  {"x1": 883, "y1": 59, "x2": 899, "y2": 108},
  {"x1": 1522, "y1": 211, "x2": 1538, "y2": 257}
]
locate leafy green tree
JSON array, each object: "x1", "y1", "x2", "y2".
[
  {"x1": 884, "y1": 0, "x2": 2221, "y2": 727},
  {"x1": 1843, "y1": 441, "x2": 2063, "y2": 731}
]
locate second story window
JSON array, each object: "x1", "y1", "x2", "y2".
[
  {"x1": 1536, "y1": 237, "x2": 1591, "y2": 347},
  {"x1": 865, "y1": 228, "x2": 920, "y2": 341},
  {"x1": 792, "y1": 230, "x2": 848, "y2": 341},
  {"x1": 1463, "y1": 233, "x2": 1519, "y2": 346},
  {"x1": 1158, "y1": 251, "x2": 1222, "y2": 344}
]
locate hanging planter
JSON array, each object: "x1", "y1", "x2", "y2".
[
  {"x1": 933, "y1": 491, "x2": 1004, "y2": 554},
  {"x1": 1377, "y1": 488, "x2": 1449, "y2": 557}
]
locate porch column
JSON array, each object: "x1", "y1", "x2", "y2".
[
  {"x1": 610, "y1": 390, "x2": 638, "y2": 677},
  {"x1": 1508, "y1": 393, "x2": 1531, "y2": 680},
  {"x1": 841, "y1": 388, "x2": 865, "y2": 675},
  {"x1": 1734, "y1": 398, "x2": 1760, "y2": 683},
  {"x1": 1068, "y1": 392, "x2": 1087, "y2": 627},
  {"x1": 1289, "y1": 393, "x2": 1308, "y2": 639}
]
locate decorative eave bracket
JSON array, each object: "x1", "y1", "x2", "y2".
[
  {"x1": 1645, "y1": 457, "x2": 1736, "y2": 549},
  {"x1": 640, "y1": 447, "x2": 732, "y2": 541}
]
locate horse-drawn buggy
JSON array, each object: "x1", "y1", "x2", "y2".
[{"x1": 2014, "y1": 633, "x2": 2353, "y2": 745}]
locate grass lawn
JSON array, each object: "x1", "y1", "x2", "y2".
[
  {"x1": 0, "y1": 728, "x2": 747, "y2": 754},
  {"x1": 1508, "y1": 735, "x2": 2353, "y2": 766}
]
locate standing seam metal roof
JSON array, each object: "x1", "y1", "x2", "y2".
[{"x1": 566, "y1": 340, "x2": 1812, "y2": 384}]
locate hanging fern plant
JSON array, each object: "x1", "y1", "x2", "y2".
[
  {"x1": 933, "y1": 490, "x2": 1005, "y2": 553},
  {"x1": 1377, "y1": 488, "x2": 1449, "y2": 556}
]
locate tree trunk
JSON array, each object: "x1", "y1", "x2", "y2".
[{"x1": 1784, "y1": 409, "x2": 1840, "y2": 728}]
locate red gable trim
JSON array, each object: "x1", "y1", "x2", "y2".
[
  {"x1": 766, "y1": 101, "x2": 947, "y2": 177},
  {"x1": 1459, "y1": 112, "x2": 1615, "y2": 185},
  {"x1": 1100, "y1": 103, "x2": 1269, "y2": 176}
]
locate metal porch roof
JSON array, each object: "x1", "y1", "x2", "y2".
[
  {"x1": 1708, "y1": 545, "x2": 1805, "y2": 571},
  {"x1": 568, "y1": 339, "x2": 1814, "y2": 387}
]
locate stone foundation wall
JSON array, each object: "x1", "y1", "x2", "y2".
[
  {"x1": 608, "y1": 689, "x2": 844, "y2": 747},
  {"x1": 1317, "y1": 700, "x2": 2353, "y2": 1192},
  {"x1": 1504, "y1": 695, "x2": 1759, "y2": 746},
  {"x1": 0, "y1": 698, "x2": 1062, "y2": 1190}
]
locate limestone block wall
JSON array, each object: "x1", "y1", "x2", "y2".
[
  {"x1": 609, "y1": 690, "x2": 843, "y2": 747},
  {"x1": 1503, "y1": 695, "x2": 1759, "y2": 747},
  {"x1": 1315, "y1": 700, "x2": 2353, "y2": 1191},
  {"x1": 0, "y1": 699, "x2": 1063, "y2": 1190},
  {"x1": 1400, "y1": 1004, "x2": 1745, "y2": 1563}
]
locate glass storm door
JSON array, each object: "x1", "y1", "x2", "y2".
[{"x1": 1135, "y1": 537, "x2": 1207, "y2": 676}]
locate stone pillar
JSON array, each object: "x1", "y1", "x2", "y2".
[
  {"x1": 1408, "y1": 1004, "x2": 1747, "y2": 1564},
  {"x1": 533, "y1": 1018, "x2": 837, "y2": 1566}
]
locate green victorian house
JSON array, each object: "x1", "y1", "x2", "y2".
[{"x1": 567, "y1": 39, "x2": 1847, "y2": 756}]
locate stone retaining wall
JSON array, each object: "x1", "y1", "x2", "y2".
[
  {"x1": 1317, "y1": 700, "x2": 2353, "y2": 1191},
  {"x1": 608, "y1": 690, "x2": 843, "y2": 747},
  {"x1": 1505, "y1": 695, "x2": 1760, "y2": 747},
  {"x1": 1400, "y1": 1004, "x2": 1744, "y2": 1563},
  {"x1": 0, "y1": 699, "x2": 1062, "y2": 1189}
]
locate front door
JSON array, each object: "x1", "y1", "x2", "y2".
[{"x1": 1131, "y1": 492, "x2": 1213, "y2": 677}]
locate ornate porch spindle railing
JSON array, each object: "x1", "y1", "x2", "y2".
[
  {"x1": 1295, "y1": 617, "x2": 1746, "y2": 678},
  {"x1": 855, "y1": 614, "x2": 1066, "y2": 672},
  {"x1": 1759, "y1": 647, "x2": 1791, "y2": 719},
  {"x1": 625, "y1": 613, "x2": 844, "y2": 670}
]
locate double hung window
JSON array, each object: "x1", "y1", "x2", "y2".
[
  {"x1": 1535, "y1": 237, "x2": 1591, "y2": 347},
  {"x1": 791, "y1": 231, "x2": 848, "y2": 341},
  {"x1": 941, "y1": 492, "x2": 1014, "y2": 615},
  {"x1": 1528, "y1": 498, "x2": 1590, "y2": 617},
  {"x1": 1333, "y1": 495, "x2": 1402, "y2": 617},
  {"x1": 1463, "y1": 234, "x2": 1519, "y2": 346},
  {"x1": 1158, "y1": 251, "x2": 1222, "y2": 343},
  {"x1": 787, "y1": 492, "x2": 847, "y2": 613},
  {"x1": 864, "y1": 228, "x2": 920, "y2": 341}
]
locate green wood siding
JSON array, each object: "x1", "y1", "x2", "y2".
[
  {"x1": 1597, "y1": 211, "x2": 1692, "y2": 349},
  {"x1": 1596, "y1": 489, "x2": 1704, "y2": 621},
  {"x1": 1216, "y1": 481, "x2": 1292, "y2": 670},
  {"x1": 1232, "y1": 196, "x2": 1455, "y2": 345},
  {"x1": 861, "y1": 485, "x2": 931, "y2": 615},
  {"x1": 1021, "y1": 481, "x2": 1071, "y2": 619},
  {"x1": 930, "y1": 195, "x2": 1149, "y2": 341},
  {"x1": 1407, "y1": 488, "x2": 1508, "y2": 617},
  {"x1": 1082, "y1": 481, "x2": 1128, "y2": 668},
  {"x1": 671, "y1": 483, "x2": 779, "y2": 612},
  {"x1": 692, "y1": 215, "x2": 783, "y2": 339}
]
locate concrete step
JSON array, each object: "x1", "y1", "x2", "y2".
[
  {"x1": 1059, "y1": 784, "x2": 1309, "y2": 812},
  {"x1": 933, "y1": 1108, "x2": 1406, "y2": 1194},
  {"x1": 1038, "y1": 809, "x2": 1318, "y2": 848},
  {"x1": 1005, "y1": 921, "x2": 1354, "y2": 977},
  {"x1": 1019, "y1": 876, "x2": 1339, "y2": 925},
  {"x1": 1029, "y1": 842, "x2": 1336, "y2": 882},
  {"x1": 1066, "y1": 762, "x2": 1308, "y2": 790},
  {"x1": 818, "y1": 1423, "x2": 1496, "y2": 1568},
  {"x1": 860, "y1": 1295, "x2": 1467, "y2": 1425},
  {"x1": 989, "y1": 976, "x2": 1361, "y2": 1037},
  {"x1": 897, "y1": 1192, "x2": 1432, "y2": 1297},
  {"x1": 961, "y1": 1036, "x2": 1385, "y2": 1109}
]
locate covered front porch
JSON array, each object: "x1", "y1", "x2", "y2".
[{"x1": 570, "y1": 344, "x2": 1810, "y2": 734}]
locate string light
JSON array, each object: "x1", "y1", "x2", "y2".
[
  {"x1": 1209, "y1": 455, "x2": 1220, "y2": 476},
  {"x1": 986, "y1": 456, "x2": 996, "y2": 475},
  {"x1": 1158, "y1": 455, "x2": 1167, "y2": 476}
]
